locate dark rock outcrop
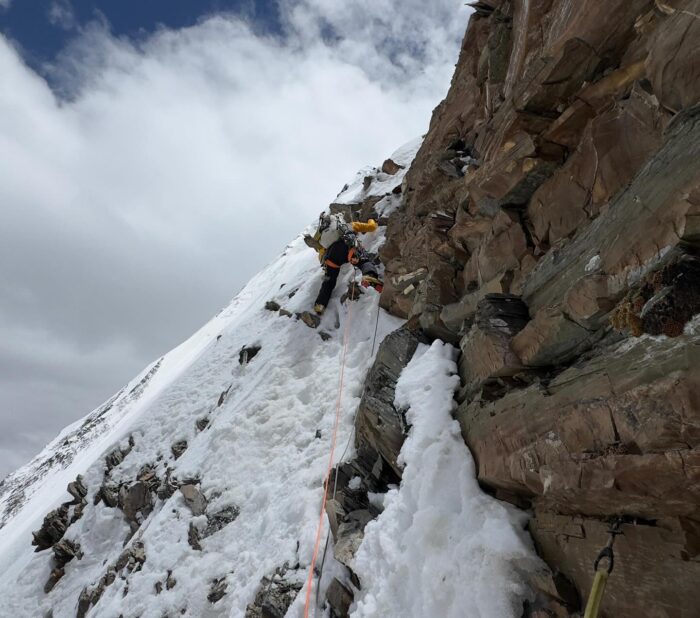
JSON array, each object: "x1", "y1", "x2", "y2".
[
  {"x1": 324, "y1": 326, "x2": 424, "y2": 581},
  {"x1": 32, "y1": 473, "x2": 88, "y2": 583},
  {"x1": 239, "y1": 345, "x2": 261, "y2": 365},
  {"x1": 170, "y1": 440, "x2": 188, "y2": 460},
  {"x1": 188, "y1": 504, "x2": 240, "y2": 550},
  {"x1": 244, "y1": 566, "x2": 303, "y2": 618},
  {"x1": 207, "y1": 577, "x2": 228, "y2": 604},
  {"x1": 354, "y1": 327, "x2": 426, "y2": 477},
  {"x1": 326, "y1": 578, "x2": 353, "y2": 618},
  {"x1": 77, "y1": 540, "x2": 146, "y2": 616}
]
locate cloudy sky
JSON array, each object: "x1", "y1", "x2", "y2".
[{"x1": 0, "y1": 0, "x2": 470, "y2": 478}]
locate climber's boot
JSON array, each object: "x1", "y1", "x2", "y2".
[{"x1": 361, "y1": 275, "x2": 384, "y2": 293}]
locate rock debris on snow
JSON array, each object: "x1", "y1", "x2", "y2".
[
  {"x1": 170, "y1": 440, "x2": 188, "y2": 460},
  {"x1": 179, "y1": 484, "x2": 207, "y2": 516}
]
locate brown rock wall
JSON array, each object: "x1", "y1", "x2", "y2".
[
  {"x1": 530, "y1": 512, "x2": 700, "y2": 618},
  {"x1": 376, "y1": 1, "x2": 700, "y2": 613},
  {"x1": 458, "y1": 328, "x2": 700, "y2": 519}
]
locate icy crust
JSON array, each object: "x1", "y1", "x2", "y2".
[
  {"x1": 333, "y1": 136, "x2": 422, "y2": 206},
  {"x1": 0, "y1": 228, "x2": 402, "y2": 617},
  {"x1": 351, "y1": 341, "x2": 541, "y2": 618}
]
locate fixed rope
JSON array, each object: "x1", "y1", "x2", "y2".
[
  {"x1": 314, "y1": 286, "x2": 382, "y2": 610},
  {"x1": 584, "y1": 519, "x2": 623, "y2": 618},
  {"x1": 303, "y1": 285, "x2": 356, "y2": 618}
]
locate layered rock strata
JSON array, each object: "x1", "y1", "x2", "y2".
[{"x1": 376, "y1": 1, "x2": 700, "y2": 615}]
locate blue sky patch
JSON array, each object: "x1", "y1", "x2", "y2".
[{"x1": 0, "y1": 0, "x2": 282, "y2": 85}]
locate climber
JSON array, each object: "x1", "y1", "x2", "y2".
[{"x1": 304, "y1": 212, "x2": 383, "y2": 315}]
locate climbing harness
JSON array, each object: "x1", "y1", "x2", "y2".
[
  {"x1": 583, "y1": 518, "x2": 623, "y2": 618},
  {"x1": 303, "y1": 286, "x2": 355, "y2": 618}
]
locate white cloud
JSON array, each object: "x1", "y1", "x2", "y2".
[
  {"x1": 48, "y1": 0, "x2": 77, "y2": 30},
  {"x1": 0, "y1": 1, "x2": 471, "y2": 478},
  {"x1": 0, "y1": 0, "x2": 11, "y2": 10}
]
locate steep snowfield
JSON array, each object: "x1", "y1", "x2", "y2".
[
  {"x1": 0, "y1": 139, "x2": 540, "y2": 617},
  {"x1": 0, "y1": 225, "x2": 402, "y2": 617}
]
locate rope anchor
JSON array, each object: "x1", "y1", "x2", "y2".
[{"x1": 584, "y1": 518, "x2": 623, "y2": 618}]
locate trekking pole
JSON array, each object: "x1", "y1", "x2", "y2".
[{"x1": 584, "y1": 519, "x2": 623, "y2": 618}]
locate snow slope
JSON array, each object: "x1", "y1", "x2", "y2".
[
  {"x1": 0, "y1": 224, "x2": 402, "y2": 617},
  {"x1": 352, "y1": 342, "x2": 540, "y2": 617},
  {"x1": 0, "y1": 140, "x2": 540, "y2": 617}
]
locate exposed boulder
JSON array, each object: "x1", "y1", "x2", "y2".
[
  {"x1": 201, "y1": 505, "x2": 240, "y2": 537},
  {"x1": 217, "y1": 385, "x2": 231, "y2": 407},
  {"x1": 244, "y1": 566, "x2": 303, "y2": 618},
  {"x1": 171, "y1": 440, "x2": 188, "y2": 460},
  {"x1": 104, "y1": 436, "x2": 135, "y2": 472},
  {"x1": 208, "y1": 577, "x2": 228, "y2": 604},
  {"x1": 43, "y1": 568, "x2": 65, "y2": 594},
  {"x1": 239, "y1": 345, "x2": 261, "y2": 365},
  {"x1": 354, "y1": 327, "x2": 426, "y2": 477},
  {"x1": 119, "y1": 481, "x2": 152, "y2": 524},
  {"x1": 32, "y1": 505, "x2": 69, "y2": 551},
  {"x1": 326, "y1": 578, "x2": 353, "y2": 618},
  {"x1": 297, "y1": 311, "x2": 321, "y2": 329},
  {"x1": 77, "y1": 540, "x2": 145, "y2": 615},
  {"x1": 32, "y1": 475, "x2": 89, "y2": 552},
  {"x1": 96, "y1": 482, "x2": 119, "y2": 507},
  {"x1": 43, "y1": 538, "x2": 84, "y2": 593},
  {"x1": 52, "y1": 538, "x2": 83, "y2": 566},
  {"x1": 156, "y1": 467, "x2": 178, "y2": 500},
  {"x1": 323, "y1": 326, "x2": 424, "y2": 578},
  {"x1": 66, "y1": 476, "x2": 87, "y2": 503},
  {"x1": 179, "y1": 484, "x2": 207, "y2": 516},
  {"x1": 188, "y1": 523, "x2": 202, "y2": 551},
  {"x1": 188, "y1": 504, "x2": 240, "y2": 550},
  {"x1": 381, "y1": 158, "x2": 404, "y2": 175}
]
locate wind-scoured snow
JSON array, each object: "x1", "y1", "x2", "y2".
[
  {"x1": 351, "y1": 341, "x2": 541, "y2": 618},
  {"x1": 333, "y1": 137, "x2": 422, "y2": 206}
]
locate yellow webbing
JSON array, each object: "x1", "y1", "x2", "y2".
[{"x1": 583, "y1": 569, "x2": 609, "y2": 618}]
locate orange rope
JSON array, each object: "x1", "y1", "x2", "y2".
[{"x1": 303, "y1": 296, "x2": 355, "y2": 618}]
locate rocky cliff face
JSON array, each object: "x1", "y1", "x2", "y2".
[{"x1": 377, "y1": 1, "x2": 700, "y2": 616}]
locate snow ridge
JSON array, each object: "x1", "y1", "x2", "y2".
[{"x1": 352, "y1": 341, "x2": 541, "y2": 617}]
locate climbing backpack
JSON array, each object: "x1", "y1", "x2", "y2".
[{"x1": 316, "y1": 212, "x2": 353, "y2": 249}]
